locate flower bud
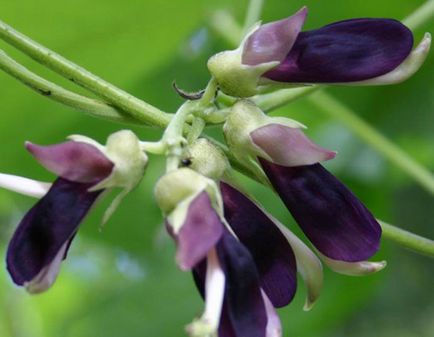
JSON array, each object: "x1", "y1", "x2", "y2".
[
  {"x1": 155, "y1": 168, "x2": 224, "y2": 271},
  {"x1": 154, "y1": 168, "x2": 216, "y2": 214},
  {"x1": 210, "y1": 6, "x2": 425, "y2": 97},
  {"x1": 69, "y1": 130, "x2": 148, "y2": 191},
  {"x1": 224, "y1": 100, "x2": 335, "y2": 167},
  {"x1": 184, "y1": 138, "x2": 230, "y2": 180}
]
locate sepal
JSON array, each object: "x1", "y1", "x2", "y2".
[
  {"x1": 224, "y1": 100, "x2": 334, "y2": 167},
  {"x1": 154, "y1": 168, "x2": 221, "y2": 216},
  {"x1": 83, "y1": 130, "x2": 148, "y2": 191},
  {"x1": 71, "y1": 130, "x2": 148, "y2": 225}
]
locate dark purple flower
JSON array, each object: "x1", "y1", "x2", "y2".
[
  {"x1": 6, "y1": 140, "x2": 114, "y2": 293},
  {"x1": 4, "y1": 131, "x2": 147, "y2": 293},
  {"x1": 7, "y1": 178, "x2": 103, "y2": 293},
  {"x1": 209, "y1": 7, "x2": 430, "y2": 97},
  {"x1": 155, "y1": 168, "x2": 284, "y2": 337},
  {"x1": 259, "y1": 159, "x2": 385, "y2": 274},
  {"x1": 224, "y1": 100, "x2": 385, "y2": 275},
  {"x1": 243, "y1": 7, "x2": 430, "y2": 86},
  {"x1": 262, "y1": 17, "x2": 414, "y2": 83},
  {"x1": 220, "y1": 181, "x2": 323, "y2": 311},
  {"x1": 192, "y1": 231, "x2": 271, "y2": 337}
]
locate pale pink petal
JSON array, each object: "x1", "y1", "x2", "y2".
[
  {"x1": 251, "y1": 124, "x2": 336, "y2": 166},
  {"x1": 243, "y1": 7, "x2": 308, "y2": 66},
  {"x1": 26, "y1": 141, "x2": 114, "y2": 183}
]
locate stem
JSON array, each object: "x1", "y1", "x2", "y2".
[
  {"x1": 187, "y1": 117, "x2": 206, "y2": 143},
  {"x1": 163, "y1": 103, "x2": 191, "y2": 171},
  {"x1": 209, "y1": 10, "x2": 242, "y2": 46},
  {"x1": 380, "y1": 221, "x2": 434, "y2": 257},
  {"x1": 0, "y1": 20, "x2": 171, "y2": 128},
  {"x1": 309, "y1": 91, "x2": 434, "y2": 196},
  {"x1": 140, "y1": 141, "x2": 167, "y2": 155},
  {"x1": 403, "y1": 0, "x2": 434, "y2": 30},
  {"x1": 254, "y1": 86, "x2": 320, "y2": 112},
  {"x1": 0, "y1": 49, "x2": 142, "y2": 125},
  {"x1": 242, "y1": 0, "x2": 264, "y2": 36},
  {"x1": 164, "y1": 79, "x2": 219, "y2": 171}
]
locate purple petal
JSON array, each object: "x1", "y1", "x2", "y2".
[
  {"x1": 264, "y1": 18, "x2": 413, "y2": 83},
  {"x1": 216, "y1": 231, "x2": 267, "y2": 337},
  {"x1": 242, "y1": 7, "x2": 307, "y2": 66},
  {"x1": 6, "y1": 178, "x2": 102, "y2": 287},
  {"x1": 259, "y1": 159, "x2": 381, "y2": 262},
  {"x1": 251, "y1": 124, "x2": 336, "y2": 167},
  {"x1": 171, "y1": 191, "x2": 224, "y2": 271},
  {"x1": 26, "y1": 141, "x2": 114, "y2": 183},
  {"x1": 220, "y1": 182, "x2": 297, "y2": 308}
]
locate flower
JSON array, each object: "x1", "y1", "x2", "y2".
[
  {"x1": 154, "y1": 139, "x2": 324, "y2": 337},
  {"x1": 3, "y1": 130, "x2": 147, "y2": 293},
  {"x1": 208, "y1": 7, "x2": 431, "y2": 97},
  {"x1": 224, "y1": 100, "x2": 386, "y2": 275}
]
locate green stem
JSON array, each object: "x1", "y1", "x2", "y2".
[
  {"x1": 209, "y1": 10, "x2": 242, "y2": 46},
  {"x1": 380, "y1": 221, "x2": 434, "y2": 257},
  {"x1": 242, "y1": 0, "x2": 264, "y2": 36},
  {"x1": 403, "y1": 0, "x2": 434, "y2": 30},
  {"x1": 254, "y1": 86, "x2": 320, "y2": 111},
  {"x1": 0, "y1": 20, "x2": 171, "y2": 128},
  {"x1": 309, "y1": 91, "x2": 434, "y2": 196},
  {"x1": 0, "y1": 49, "x2": 142, "y2": 126},
  {"x1": 187, "y1": 117, "x2": 206, "y2": 143},
  {"x1": 140, "y1": 141, "x2": 167, "y2": 155},
  {"x1": 164, "y1": 79, "x2": 219, "y2": 171}
]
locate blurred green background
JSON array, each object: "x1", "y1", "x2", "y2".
[{"x1": 0, "y1": 0, "x2": 433, "y2": 336}]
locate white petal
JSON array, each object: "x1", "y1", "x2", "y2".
[
  {"x1": 348, "y1": 33, "x2": 431, "y2": 85},
  {"x1": 0, "y1": 173, "x2": 50, "y2": 198},
  {"x1": 186, "y1": 248, "x2": 225, "y2": 337},
  {"x1": 24, "y1": 241, "x2": 68, "y2": 294},
  {"x1": 262, "y1": 291, "x2": 282, "y2": 337},
  {"x1": 320, "y1": 253, "x2": 387, "y2": 276}
]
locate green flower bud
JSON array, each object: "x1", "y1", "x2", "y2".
[
  {"x1": 154, "y1": 168, "x2": 212, "y2": 214},
  {"x1": 184, "y1": 138, "x2": 230, "y2": 180},
  {"x1": 69, "y1": 130, "x2": 148, "y2": 191},
  {"x1": 223, "y1": 100, "x2": 306, "y2": 165}
]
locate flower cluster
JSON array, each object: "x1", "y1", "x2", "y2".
[{"x1": 0, "y1": 5, "x2": 430, "y2": 337}]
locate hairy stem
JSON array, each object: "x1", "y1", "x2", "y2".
[
  {"x1": 0, "y1": 20, "x2": 171, "y2": 128},
  {"x1": 0, "y1": 49, "x2": 142, "y2": 125},
  {"x1": 380, "y1": 221, "x2": 434, "y2": 257}
]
